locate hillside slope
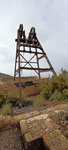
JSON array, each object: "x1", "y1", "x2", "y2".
[{"x1": 0, "y1": 73, "x2": 12, "y2": 79}]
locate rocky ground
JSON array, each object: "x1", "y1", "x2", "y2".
[
  {"x1": 50, "y1": 108, "x2": 68, "y2": 139},
  {"x1": 0, "y1": 124, "x2": 23, "y2": 150},
  {"x1": 0, "y1": 101, "x2": 68, "y2": 150},
  {"x1": 12, "y1": 95, "x2": 66, "y2": 115}
]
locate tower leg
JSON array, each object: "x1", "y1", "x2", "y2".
[
  {"x1": 18, "y1": 50, "x2": 22, "y2": 107},
  {"x1": 44, "y1": 54, "x2": 56, "y2": 76},
  {"x1": 14, "y1": 46, "x2": 18, "y2": 81},
  {"x1": 35, "y1": 48, "x2": 40, "y2": 79}
]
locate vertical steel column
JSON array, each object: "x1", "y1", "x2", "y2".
[
  {"x1": 18, "y1": 29, "x2": 22, "y2": 106},
  {"x1": 18, "y1": 50, "x2": 22, "y2": 105},
  {"x1": 14, "y1": 47, "x2": 17, "y2": 81},
  {"x1": 35, "y1": 48, "x2": 40, "y2": 78}
]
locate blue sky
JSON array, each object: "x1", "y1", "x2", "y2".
[{"x1": 0, "y1": 0, "x2": 68, "y2": 77}]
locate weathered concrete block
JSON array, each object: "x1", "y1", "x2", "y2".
[
  {"x1": 20, "y1": 119, "x2": 28, "y2": 135},
  {"x1": 33, "y1": 114, "x2": 48, "y2": 120},
  {"x1": 25, "y1": 132, "x2": 32, "y2": 142},
  {"x1": 42, "y1": 129, "x2": 68, "y2": 150}
]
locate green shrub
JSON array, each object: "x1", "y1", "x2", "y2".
[
  {"x1": 0, "y1": 89, "x2": 8, "y2": 107},
  {"x1": 34, "y1": 95, "x2": 45, "y2": 106},
  {"x1": 22, "y1": 91, "x2": 27, "y2": 102},
  {"x1": 49, "y1": 90, "x2": 58, "y2": 101},
  {"x1": 49, "y1": 76, "x2": 58, "y2": 93},
  {"x1": 7, "y1": 92, "x2": 27, "y2": 106},
  {"x1": 62, "y1": 89, "x2": 68, "y2": 101},
  {"x1": 40, "y1": 69, "x2": 68, "y2": 102},
  {"x1": 40, "y1": 83, "x2": 52, "y2": 100},
  {"x1": 63, "y1": 89, "x2": 68, "y2": 97},
  {"x1": 7, "y1": 93, "x2": 19, "y2": 105},
  {"x1": 56, "y1": 91, "x2": 63, "y2": 101},
  {"x1": 0, "y1": 103, "x2": 11, "y2": 115}
]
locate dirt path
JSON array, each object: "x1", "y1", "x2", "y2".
[{"x1": 0, "y1": 124, "x2": 23, "y2": 150}]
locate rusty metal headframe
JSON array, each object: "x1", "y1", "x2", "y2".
[{"x1": 14, "y1": 24, "x2": 56, "y2": 105}]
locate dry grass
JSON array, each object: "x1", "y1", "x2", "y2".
[
  {"x1": 0, "y1": 103, "x2": 11, "y2": 115},
  {"x1": 34, "y1": 95, "x2": 45, "y2": 106}
]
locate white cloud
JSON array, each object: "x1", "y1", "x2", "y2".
[{"x1": 0, "y1": 0, "x2": 68, "y2": 77}]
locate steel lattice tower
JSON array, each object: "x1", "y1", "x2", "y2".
[{"x1": 14, "y1": 24, "x2": 56, "y2": 105}]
